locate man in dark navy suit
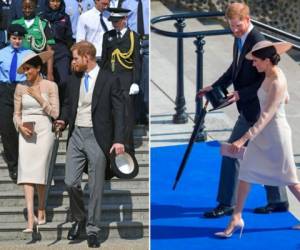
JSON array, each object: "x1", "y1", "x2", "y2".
[{"x1": 198, "y1": 2, "x2": 289, "y2": 218}]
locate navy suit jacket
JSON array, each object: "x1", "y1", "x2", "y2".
[{"x1": 212, "y1": 27, "x2": 265, "y2": 123}]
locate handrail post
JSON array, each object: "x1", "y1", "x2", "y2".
[
  {"x1": 194, "y1": 35, "x2": 207, "y2": 141},
  {"x1": 173, "y1": 18, "x2": 188, "y2": 124}
]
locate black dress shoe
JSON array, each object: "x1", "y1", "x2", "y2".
[
  {"x1": 87, "y1": 234, "x2": 100, "y2": 248},
  {"x1": 253, "y1": 202, "x2": 289, "y2": 214},
  {"x1": 203, "y1": 204, "x2": 234, "y2": 218},
  {"x1": 67, "y1": 220, "x2": 86, "y2": 240},
  {"x1": 9, "y1": 171, "x2": 17, "y2": 182}
]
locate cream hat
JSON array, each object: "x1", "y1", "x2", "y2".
[
  {"x1": 245, "y1": 41, "x2": 292, "y2": 60},
  {"x1": 17, "y1": 51, "x2": 54, "y2": 74}
]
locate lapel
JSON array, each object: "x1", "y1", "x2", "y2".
[
  {"x1": 92, "y1": 70, "x2": 107, "y2": 113},
  {"x1": 117, "y1": 29, "x2": 130, "y2": 45},
  {"x1": 72, "y1": 73, "x2": 82, "y2": 113}
]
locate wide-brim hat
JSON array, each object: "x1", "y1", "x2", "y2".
[
  {"x1": 205, "y1": 86, "x2": 233, "y2": 111},
  {"x1": 17, "y1": 51, "x2": 54, "y2": 74},
  {"x1": 246, "y1": 41, "x2": 292, "y2": 60},
  {"x1": 110, "y1": 148, "x2": 139, "y2": 179},
  {"x1": 107, "y1": 7, "x2": 130, "y2": 22}
]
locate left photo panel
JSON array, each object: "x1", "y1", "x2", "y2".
[{"x1": 0, "y1": 0, "x2": 149, "y2": 249}]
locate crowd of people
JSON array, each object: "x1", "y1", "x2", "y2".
[{"x1": 0, "y1": 0, "x2": 149, "y2": 248}]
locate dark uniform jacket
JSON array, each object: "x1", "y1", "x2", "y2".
[
  {"x1": 100, "y1": 28, "x2": 141, "y2": 90},
  {"x1": 212, "y1": 27, "x2": 265, "y2": 123}
]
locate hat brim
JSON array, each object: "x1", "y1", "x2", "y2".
[
  {"x1": 108, "y1": 16, "x2": 125, "y2": 22},
  {"x1": 110, "y1": 149, "x2": 139, "y2": 179},
  {"x1": 17, "y1": 51, "x2": 54, "y2": 74},
  {"x1": 246, "y1": 41, "x2": 292, "y2": 60}
]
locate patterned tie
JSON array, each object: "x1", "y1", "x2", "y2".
[
  {"x1": 137, "y1": 0, "x2": 145, "y2": 36},
  {"x1": 100, "y1": 13, "x2": 108, "y2": 32},
  {"x1": 237, "y1": 38, "x2": 243, "y2": 52},
  {"x1": 84, "y1": 73, "x2": 89, "y2": 93},
  {"x1": 9, "y1": 48, "x2": 18, "y2": 83}
]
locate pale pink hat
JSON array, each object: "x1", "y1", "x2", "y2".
[{"x1": 246, "y1": 41, "x2": 292, "y2": 60}]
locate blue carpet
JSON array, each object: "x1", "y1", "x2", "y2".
[{"x1": 151, "y1": 141, "x2": 300, "y2": 250}]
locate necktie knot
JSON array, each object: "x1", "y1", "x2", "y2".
[{"x1": 84, "y1": 73, "x2": 89, "y2": 93}]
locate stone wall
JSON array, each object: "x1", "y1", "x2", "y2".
[{"x1": 159, "y1": 0, "x2": 300, "y2": 35}]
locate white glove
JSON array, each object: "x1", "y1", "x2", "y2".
[{"x1": 129, "y1": 83, "x2": 139, "y2": 95}]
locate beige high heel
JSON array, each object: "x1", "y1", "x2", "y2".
[
  {"x1": 38, "y1": 209, "x2": 47, "y2": 225},
  {"x1": 22, "y1": 216, "x2": 39, "y2": 233},
  {"x1": 215, "y1": 218, "x2": 245, "y2": 239}
]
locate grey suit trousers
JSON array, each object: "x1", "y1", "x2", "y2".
[
  {"x1": 65, "y1": 127, "x2": 106, "y2": 236},
  {"x1": 216, "y1": 115, "x2": 288, "y2": 206}
]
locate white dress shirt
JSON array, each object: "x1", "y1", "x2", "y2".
[{"x1": 76, "y1": 7, "x2": 113, "y2": 57}]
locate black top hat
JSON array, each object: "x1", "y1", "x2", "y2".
[
  {"x1": 205, "y1": 86, "x2": 232, "y2": 111},
  {"x1": 107, "y1": 7, "x2": 130, "y2": 22},
  {"x1": 7, "y1": 24, "x2": 27, "y2": 37},
  {"x1": 110, "y1": 148, "x2": 139, "y2": 179}
]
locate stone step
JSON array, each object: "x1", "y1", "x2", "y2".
[
  {"x1": 0, "y1": 172, "x2": 149, "y2": 191},
  {"x1": 0, "y1": 238, "x2": 149, "y2": 250},
  {"x1": 0, "y1": 151, "x2": 149, "y2": 166},
  {"x1": 0, "y1": 189, "x2": 149, "y2": 207},
  {"x1": 0, "y1": 220, "x2": 149, "y2": 241},
  {"x1": 0, "y1": 159, "x2": 148, "y2": 177},
  {"x1": 0, "y1": 203, "x2": 149, "y2": 223},
  {"x1": 0, "y1": 137, "x2": 149, "y2": 152}
]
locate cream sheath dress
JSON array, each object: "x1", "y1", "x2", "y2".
[
  {"x1": 13, "y1": 80, "x2": 59, "y2": 185},
  {"x1": 239, "y1": 69, "x2": 299, "y2": 186}
]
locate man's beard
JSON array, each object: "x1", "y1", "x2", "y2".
[{"x1": 72, "y1": 63, "x2": 87, "y2": 73}]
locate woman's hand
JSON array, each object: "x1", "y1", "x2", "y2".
[
  {"x1": 27, "y1": 85, "x2": 43, "y2": 103},
  {"x1": 229, "y1": 138, "x2": 245, "y2": 154},
  {"x1": 27, "y1": 85, "x2": 42, "y2": 99},
  {"x1": 19, "y1": 125, "x2": 33, "y2": 139}
]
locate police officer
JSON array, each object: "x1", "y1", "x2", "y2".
[
  {"x1": 0, "y1": 24, "x2": 32, "y2": 181},
  {"x1": 120, "y1": 0, "x2": 149, "y2": 124},
  {"x1": 12, "y1": 0, "x2": 55, "y2": 81},
  {"x1": 101, "y1": 7, "x2": 141, "y2": 155}
]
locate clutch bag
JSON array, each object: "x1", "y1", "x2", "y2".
[{"x1": 220, "y1": 142, "x2": 246, "y2": 160}]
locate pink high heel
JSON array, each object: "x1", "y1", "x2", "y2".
[{"x1": 215, "y1": 218, "x2": 245, "y2": 239}]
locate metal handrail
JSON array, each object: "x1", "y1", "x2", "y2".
[
  {"x1": 151, "y1": 11, "x2": 300, "y2": 140},
  {"x1": 151, "y1": 11, "x2": 231, "y2": 38},
  {"x1": 151, "y1": 11, "x2": 300, "y2": 48}
]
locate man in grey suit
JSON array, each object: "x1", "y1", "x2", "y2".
[
  {"x1": 55, "y1": 41, "x2": 125, "y2": 248},
  {"x1": 198, "y1": 2, "x2": 288, "y2": 218}
]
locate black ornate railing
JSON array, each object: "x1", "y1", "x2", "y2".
[{"x1": 151, "y1": 11, "x2": 300, "y2": 141}]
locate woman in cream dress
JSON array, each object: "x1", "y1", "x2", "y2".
[
  {"x1": 13, "y1": 51, "x2": 59, "y2": 232},
  {"x1": 215, "y1": 41, "x2": 300, "y2": 238}
]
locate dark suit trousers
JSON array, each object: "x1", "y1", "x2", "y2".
[
  {"x1": 0, "y1": 84, "x2": 18, "y2": 175},
  {"x1": 64, "y1": 127, "x2": 106, "y2": 236},
  {"x1": 122, "y1": 90, "x2": 135, "y2": 153},
  {"x1": 216, "y1": 115, "x2": 288, "y2": 206}
]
